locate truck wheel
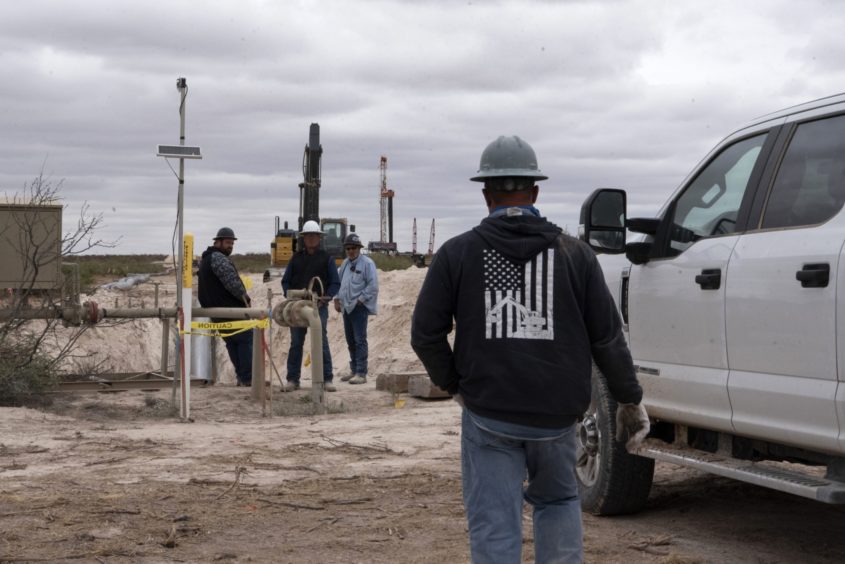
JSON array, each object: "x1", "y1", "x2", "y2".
[{"x1": 575, "y1": 367, "x2": 655, "y2": 515}]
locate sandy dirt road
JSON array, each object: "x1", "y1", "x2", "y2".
[
  {"x1": 2, "y1": 269, "x2": 845, "y2": 562},
  {"x1": 2, "y1": 382, "x2": 845, "y2": 564}
]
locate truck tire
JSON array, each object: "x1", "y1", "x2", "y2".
[{"x1": 576, "y1": 367, "x2": 655, "y2": 515}]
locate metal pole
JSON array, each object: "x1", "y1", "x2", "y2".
[
  {"x1": 176, "y1": 78, "x2": 187, "y2": 313},
  {"x1": 181, "y1": 233, "x2": 194, "y2": 419},
  {"x1": 308, "y1": 309, "x2": 325, "y2": 412},
  {"x1": 251, "y1": 327, "x2": 264, "y2": 403},
  {"x1": 266, "y1": 287, "x2": 274, "y2": 414},
  {"x1": 211, "y1": 335, "x2": 218, "y2": 385},
  {"x1": 162, "y1": 317, "x2": 174, "y2": 405},
  {"x1": 175, "y1": 77, "x2": 188, "y2": 419}
]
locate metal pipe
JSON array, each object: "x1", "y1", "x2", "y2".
[
  {"x1": 98, "y1": 307, "x2": 177, "y2": 319},
  {"x1": 0, "y1": 307, "x2": 62, "y2": 320},
  {"x1": 308, "y1": 306, "x2": 324, "y2": 411},
  {"x1": 95, "y1": 306, "x2": 268, "y2": 320},
  {"x1": 192, "y1": 307, "x2": 268, "y2": 319},
  {"x1": 0, "y1": 304, "x2": 269, "y2": 323},
  {"x1": 272, "y1": 297, "x2": 326, "y2": 413}
]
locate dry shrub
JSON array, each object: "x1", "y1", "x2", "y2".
[{"x1": 0, "y1": 338, "x2": 57, "y2": 406}]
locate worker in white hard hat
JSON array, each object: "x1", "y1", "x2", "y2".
[{"x1": 281, "y1": 220, "x2": 341, "y2": 392}]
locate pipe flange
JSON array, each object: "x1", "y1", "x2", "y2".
[{"x1": 83, "y1": 300, "x2": 100, "y2": 324}]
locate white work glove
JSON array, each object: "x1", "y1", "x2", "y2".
[{"x1": 615, "y1": 403, "x2": 650, "y2": 451}]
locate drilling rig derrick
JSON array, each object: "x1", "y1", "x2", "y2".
[{"x1": 368, "y1": 155, "x2": 397, "y2": 253}]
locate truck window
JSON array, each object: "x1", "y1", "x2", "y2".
[
  {"x1": 666, "y1": 134, "x2": 767, "y2": 256},
  {"x1": 761, "y1": 113, "x2": 845, "y2": 229}
]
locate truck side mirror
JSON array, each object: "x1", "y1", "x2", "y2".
[{"x1": 579, "y1": 188, "x2": 627, "y2": 254}]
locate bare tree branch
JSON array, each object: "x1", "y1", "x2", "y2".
[{"x1": 1, "y1": 167, "x2": 116, "y2": 404}]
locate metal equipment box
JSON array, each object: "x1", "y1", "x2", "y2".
[{"x1": 0, "y1": 203, "x2": 63, "y2": 290}]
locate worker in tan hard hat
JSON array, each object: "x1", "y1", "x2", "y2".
[{"x1": 281, "y1": 220, "x2": 341, "y2": 392}]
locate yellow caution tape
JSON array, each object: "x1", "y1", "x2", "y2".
[{"x1": 181, "y1": 318, "x2": 269, "y2": 337}]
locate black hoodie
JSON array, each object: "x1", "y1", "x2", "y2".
[{"x1": 411, "y1": 211, "x2": 642, "y2": 428}]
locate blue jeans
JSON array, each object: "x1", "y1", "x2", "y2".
[
  {"x1": 461, "y1": 410, "x2": 582, "y2": 564},
  {"x1": 342, "y1": 303, "x2": 369, "y2": 375},
  {"x1": 287, "y1": 305, "x2": 333, "y2": 384},
  {"x1": 223, "y1": 330, "x2": 253, "y2": 386}
]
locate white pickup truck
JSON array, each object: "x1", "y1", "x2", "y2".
[{"x1": 576, "y1": 93, "x2": 845, "y2": 515}]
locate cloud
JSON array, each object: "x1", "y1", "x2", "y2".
[{"x1": 0, "y1": 0, "x2": 842, "y2": 255}]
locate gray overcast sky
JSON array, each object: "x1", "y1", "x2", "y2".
[{"x1": 1, "y1": 0, "x2": 843, "y2": 255}]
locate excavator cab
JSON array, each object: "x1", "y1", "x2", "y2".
[{"x1": 321, "y1": 218, "x2": 349, "y2": 266}]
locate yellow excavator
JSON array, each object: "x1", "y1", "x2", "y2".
[{"x1": 264, "y1": 123, "x2": 350, "y2": 282}]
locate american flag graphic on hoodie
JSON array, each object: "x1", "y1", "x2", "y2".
[{"x1": 483, "y1": 248, "x2": 554, "y2": 340}]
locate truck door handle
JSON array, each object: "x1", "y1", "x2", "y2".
[
  {"x1": 695, "y1": 268, "x2": 721, "y2": 290},
  {"x1": 796, "y1": 263, "x2": 829, "y2": 288}
]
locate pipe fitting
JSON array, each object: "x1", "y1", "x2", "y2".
[{"x1": 272, "y1": 299, "x2": 314, "y2": 327}]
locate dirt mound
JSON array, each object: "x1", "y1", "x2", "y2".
[{"x1": 64, "y1": 268, "x2": 426, "y2": 383}]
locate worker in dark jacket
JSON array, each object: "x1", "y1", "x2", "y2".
[
  {"x1": 198, "y1": 227, "x2": 252, "y2": 386},
  {"x1": 281, "y1": 220, "x2": 341, "y2": 392},
  {"x1": 410, "y1": 136, "x2": 649, "y2": 564}
]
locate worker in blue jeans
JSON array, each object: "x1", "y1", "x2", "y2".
[
  {"x1": 461, "y1": 409, "x2": 582, "y2": 562},
  {"x1": 221, "y1": 330, "x2": 253, "y2": 386},
  {"x1": 334, "y1": 233, "x2": 378, "y2": 385},
  {"x1": 281, "y1": 220, "x2": 340, "y2": 392},
  {"x1": 411, "y1": 136, "x2": 649, "y2": 563},
  {"x1": 197, "y1": 227, "x2": 253, "y2": 386}
]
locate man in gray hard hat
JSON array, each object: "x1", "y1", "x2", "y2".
[
  {"x1": 281, "y1": 220, "x2": 340, "y2": 392},
  {"x1": 410, "y1": 136, "x2": 649, "y2": 563},
  {"x1": 334, "y1": 232, "x2": 378, "y2": 385},
  {"x1": 198, "y1": 227, "x2": 253, "y2": 386}
]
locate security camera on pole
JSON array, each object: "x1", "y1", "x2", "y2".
[{"x1": 157, "y1": 77, "x2": 202, "y2": 420}]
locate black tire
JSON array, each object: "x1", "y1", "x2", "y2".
[{"x1": 575, "y1": 367, "x2": 655, "y2": 515}]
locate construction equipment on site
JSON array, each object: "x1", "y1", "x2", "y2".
[
  {"x1": 265, "y1": 123, "x2": 350, "y2": 281},
  {"x1": 368, "y1": 155, "x2": 397, "y2": 254},
  {"x1": 411, "y1": 218, "x2": 435, "y2": 267}
]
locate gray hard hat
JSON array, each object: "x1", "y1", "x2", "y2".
[
  {"x1": 470, "y1": 135, "x2": 548, "y2": 182},
  {"x1": 214, "y1": 227, "x2": 237, "y2": 240},
  {"x1": 343, "y1": 233, "x2": 364, "y2": 247}
]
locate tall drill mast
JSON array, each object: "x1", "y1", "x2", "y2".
[
  {"x1": 379, "y1": 156, "x2": 395, "y2": 244},
  {"x1": 299, "y1": 123, "x2": 322, "y2": 230},
  {"x1": 428, "y1": 218, "x2": 435, "y2": 255}
]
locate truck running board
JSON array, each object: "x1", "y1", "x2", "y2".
[{"x1": 635, "y1": 441, "x2": 845, "y2": 504}]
